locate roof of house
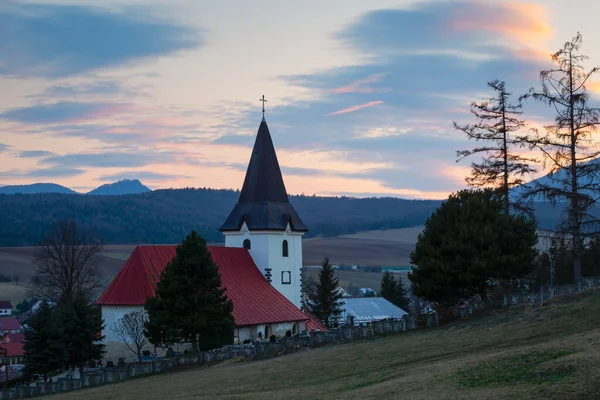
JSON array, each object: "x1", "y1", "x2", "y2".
[
  {"x1": 220, "y1": 118, "x2": 307, "y2": 233},
  {"x1": 0, "y1": 342, "x2": 24, "y2": 357},
  {"x1": 0, "y1": 319, "x2": 21, "y2": 332},
  {"x1": 0, "y1": 301, "x2": 12, "y2": 310},
  {"x1": 0, "y1": 333, "x2": 25, "y2": 343},
  {"x1": 303, "y1": 308, "x2": 327, "y2": 332},
  {"x1": 341, "y1": 297, "x2": 408, "y2": 323},
  {"x1": 96, "y1": 245, "x2": 309, "y2": 326}
]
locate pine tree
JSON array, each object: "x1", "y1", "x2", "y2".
[
  {"x1": 521, "y1": 33, "x2": 600, "y2": 282},
  {"x1": 23, "y1": 301, "x2": 66, "y2": 381},
  {"x1": 455, "y1": 80, "x2": 536, "y2": 214},
  {"x1": 409, "y1": 189, "x2": 538, "y2": 305},
  {"x1": 59, "y1": 291, "x2": 105, "y2": 374},
  {"x1": 380, "y1": 272, "x2": 409, "y2": 311},
  {"x1": 144, "y1": 230, "x2": 234, "y2": 352},
  {"x1": 312, "y1": 257, "x2": 344, "y2": 328}
]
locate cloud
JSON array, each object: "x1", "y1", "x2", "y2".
[
  {"x1": 30, "y1": 81, "x2": 140, "y2": 99},
  {"x1": 0, "y1": 102, "x2": 130, "y2": 124},
  {"x1": 97, "y1": 171, "x2": 191, "y2": 182},
  {"x1": 39, "y1": 151, "x2": 176, "y2": 168},
  {"x1": 0, "y1": 144, "x2": 10, "y2": 153},
  {"x1": 330, "y1": 73, "x2": 389, "y2": 94},
  {"x1": 18, "y1": 150, "x2": 56, "y2": 158},
  {"x1": 0, "y1": 2, "x2": 203, "y2": 78},
  {"x1": 327, "y1": 101, "x2": 383, "y2": 116},
  {"x1": 229, "y1": 0, "x2": 556, "y2": 196},
  {"x1": 0, "y1": 167, "x2": 84, "y2": 179}
]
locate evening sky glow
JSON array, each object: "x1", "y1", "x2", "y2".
[{"x1": 1, "y1": 0, "x2": 600, "y2": 199}]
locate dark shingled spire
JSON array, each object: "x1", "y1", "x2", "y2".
[
  {"x1": 238, "y1": 118, "x2": 289, "y2": 203},
  {"x1": 220, "y1": 118, "x2": 308, "y2": 232}
]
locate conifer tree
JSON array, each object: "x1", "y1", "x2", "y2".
[
  {"x1": 409, "y1": 189, "x2": 538, "y2": 305},
  {"x1": 521, "y1": 33, "x2": 600, "y2": 282},
  {"x1": 145, "y1": 230, "x2": 234, "y2": 352},
  {"x1": 23, "y1": 301, "x2": 66, "y2": 382},
  {"x1": 380, "y1": 272, "x2": 409, "y2": 311},
  {"x1": 312, "y1": 257, "x2": 344, "y2": 328},
  {"x1": 59, "y1": 291, "x2": 105, "y2": 374},
  {"x1": 454, "y1": 80, "x2": 535, "y2": 214}
]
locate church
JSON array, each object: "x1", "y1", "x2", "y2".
[{"x1": 97, "y1": 114, "x2": 325, "y2": 350}]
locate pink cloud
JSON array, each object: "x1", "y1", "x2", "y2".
[
  {"x1": 327, "y1": 101, "x2": 383, "y2": 116},
  {"x1": 330, "y1": 73, "x2": 388, "y2": 94}
]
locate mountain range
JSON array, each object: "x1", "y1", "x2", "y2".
[{"x1": 0, "y1": 179, "x2": 150, "y2": 196}]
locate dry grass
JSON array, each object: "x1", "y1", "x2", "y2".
[
  {"x1": 43, "y1": 289, "x2": 600, "y2": 400},
  {"x1": 0, "y1": 282, "x2": 30, "y2": 304}
]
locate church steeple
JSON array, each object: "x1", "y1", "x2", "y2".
[
  {"x1": 220, "y1": 118, "x2": 308, "y2": 232},
  {"x1": 238, "y1": 118, "x2": 290, "y2": 204}
]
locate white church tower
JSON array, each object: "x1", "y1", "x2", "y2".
[{"x1": 219, "y1": 116, "x2": 308, "y2": 309}]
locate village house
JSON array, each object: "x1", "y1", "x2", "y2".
[
  {"x1": 0, "y1": 318, "x2": 21, "y2": 336},
  {"x1": 0, "y1": 342, "x2": 24, "y2": 365},
  {"x1": 98, "y1": 116, "x2": 323, "y2": 356},
  {"x1": 341, "y1": 297, "x2": 408, "y2": 325},
  {"x1": 0, "y1": 301, "x2": 12, "y2": 316}
]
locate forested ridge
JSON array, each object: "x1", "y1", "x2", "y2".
[
  {"x1": 0, "y1": 188, "x2": 440, "y2": 246},
  {"x1": 0, "y1": 187, "x2": 594, "y2": 246}
]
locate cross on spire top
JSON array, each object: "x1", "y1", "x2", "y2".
[{"x1": 259, "y1": 95, "x2": 267, "y2": 117}]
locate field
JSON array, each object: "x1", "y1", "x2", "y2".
[
  {"x1": 0, "y1": 282, "x2": 30, "y2": 305},
  {"x1": 41, "y1": 289, "x2": 600, "y2": 400},
  {"x1": 0, "y1": 227, "x2": 419, "y2": 293}
]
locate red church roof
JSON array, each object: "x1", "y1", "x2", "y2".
[{"x1": 97, "y1": 246, "x2": 308, "y2": 327}]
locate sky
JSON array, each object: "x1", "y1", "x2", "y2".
[{"x1": 1, "y1": 0, "x2": 600, "y2": 199}]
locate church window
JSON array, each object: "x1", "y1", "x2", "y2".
[
  {"x1": 282, "y1": 240, "x2": 289, "y2": 257},
  {"x1": 282, "y1": 271, "x2": 291, "y2": 284},
  {"x1": 243, "y1": 239, "x2": 251, "y2": 250}
]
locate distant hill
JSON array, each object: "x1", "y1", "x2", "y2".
[
  {"x1": 0, "y1": 186, "x2": 588, "y2": 247},
  {"x1": 511, "y1": 158, "x2": 600, "y2": 202},
  {"x1": 86, "y1": 179, "x2": 150, "y2": 196},
  {"x1": 0, "y1": 183, "x2": 78, "y2": 195},
  {"x1": 0, "y1": 188, "x2": 441, "y2": 246}
]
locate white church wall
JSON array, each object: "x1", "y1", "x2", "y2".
[
  {"x1": 101, "y1": 305, "x2": 145, "y2": 343},
  {"x1": 223, "y1": 223, "x2": 304, "y2": 308}
]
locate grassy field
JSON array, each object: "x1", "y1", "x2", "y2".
[
  {"x1": 0, "y1": 282, "x2": 30, "y2": 305},
  {"x1": 0, "y1": 227, "x2": 420, "y2": 293},
  {"x1": 42, "y1": 289, "x2": 600, "y2": 400}
]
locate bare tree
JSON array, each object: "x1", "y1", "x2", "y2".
[
  {"x1": 455, "y1": 80, "x2": 536, "y2": 214},
  {"x1": 521, "y1": 32, "x2": 600, "y2": 282},
  {"x1": 112, "y1": 310, "x2": 148, "y2": 363},
  {"x1": 33, "y1": 219, "x2": 103, "y2": 304}
]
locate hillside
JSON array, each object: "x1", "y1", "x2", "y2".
[
  {"x1": 0, "y1": 189, "x2": 440, "y2": 246},
  {"x1": 43, "y1": 290, "x2": 600, "y2": 399},
  {"x1": 0, "y1": 183, "x2": 77, "y2": 195},
  {"x1": 0, "y1": 223, "x2": 418, "y2": 287},
  {"x1": 86, "y1": 179, "x2": 150, "y2": 196},
  {"x1": 0, "y1": 187, "x2": 590, "y2": 247}
]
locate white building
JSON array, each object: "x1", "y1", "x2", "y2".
[
  {"x1": 97, "y1": 116, "x2": 318, "y2": 359},
  {"x1": 0, "y1": 301, "x2": 12, "y2": 316}
]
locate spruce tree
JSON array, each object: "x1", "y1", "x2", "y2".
[
  {"x1": 312, "y1": 257, "x2": 344, "y2": 328},
  {"x1": 59, "y1": 292, "x2": 105, "y2": 374},
  {"x1": 409, "y1": 189, "x2": 538, "y2": 305},
  {"x1": 380, "y1": 272, "x2": 409, "y2": 311},
  {"x1": 455, "y1": 80, "x2": 535, "y2": 214},
  {"x1": 144, "y1": 230, "x2": 234, "y2": 352},
  {"x1": 23, "y1": 301, "x2": 66, "y2": 381}
]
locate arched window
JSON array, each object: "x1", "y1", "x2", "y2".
[
  {"x1": 282, "y1": 240, "x2": 289, "y2": 257},
  {"x1": 243, "y1": 239, "x2": 251, "y2": 250}
]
